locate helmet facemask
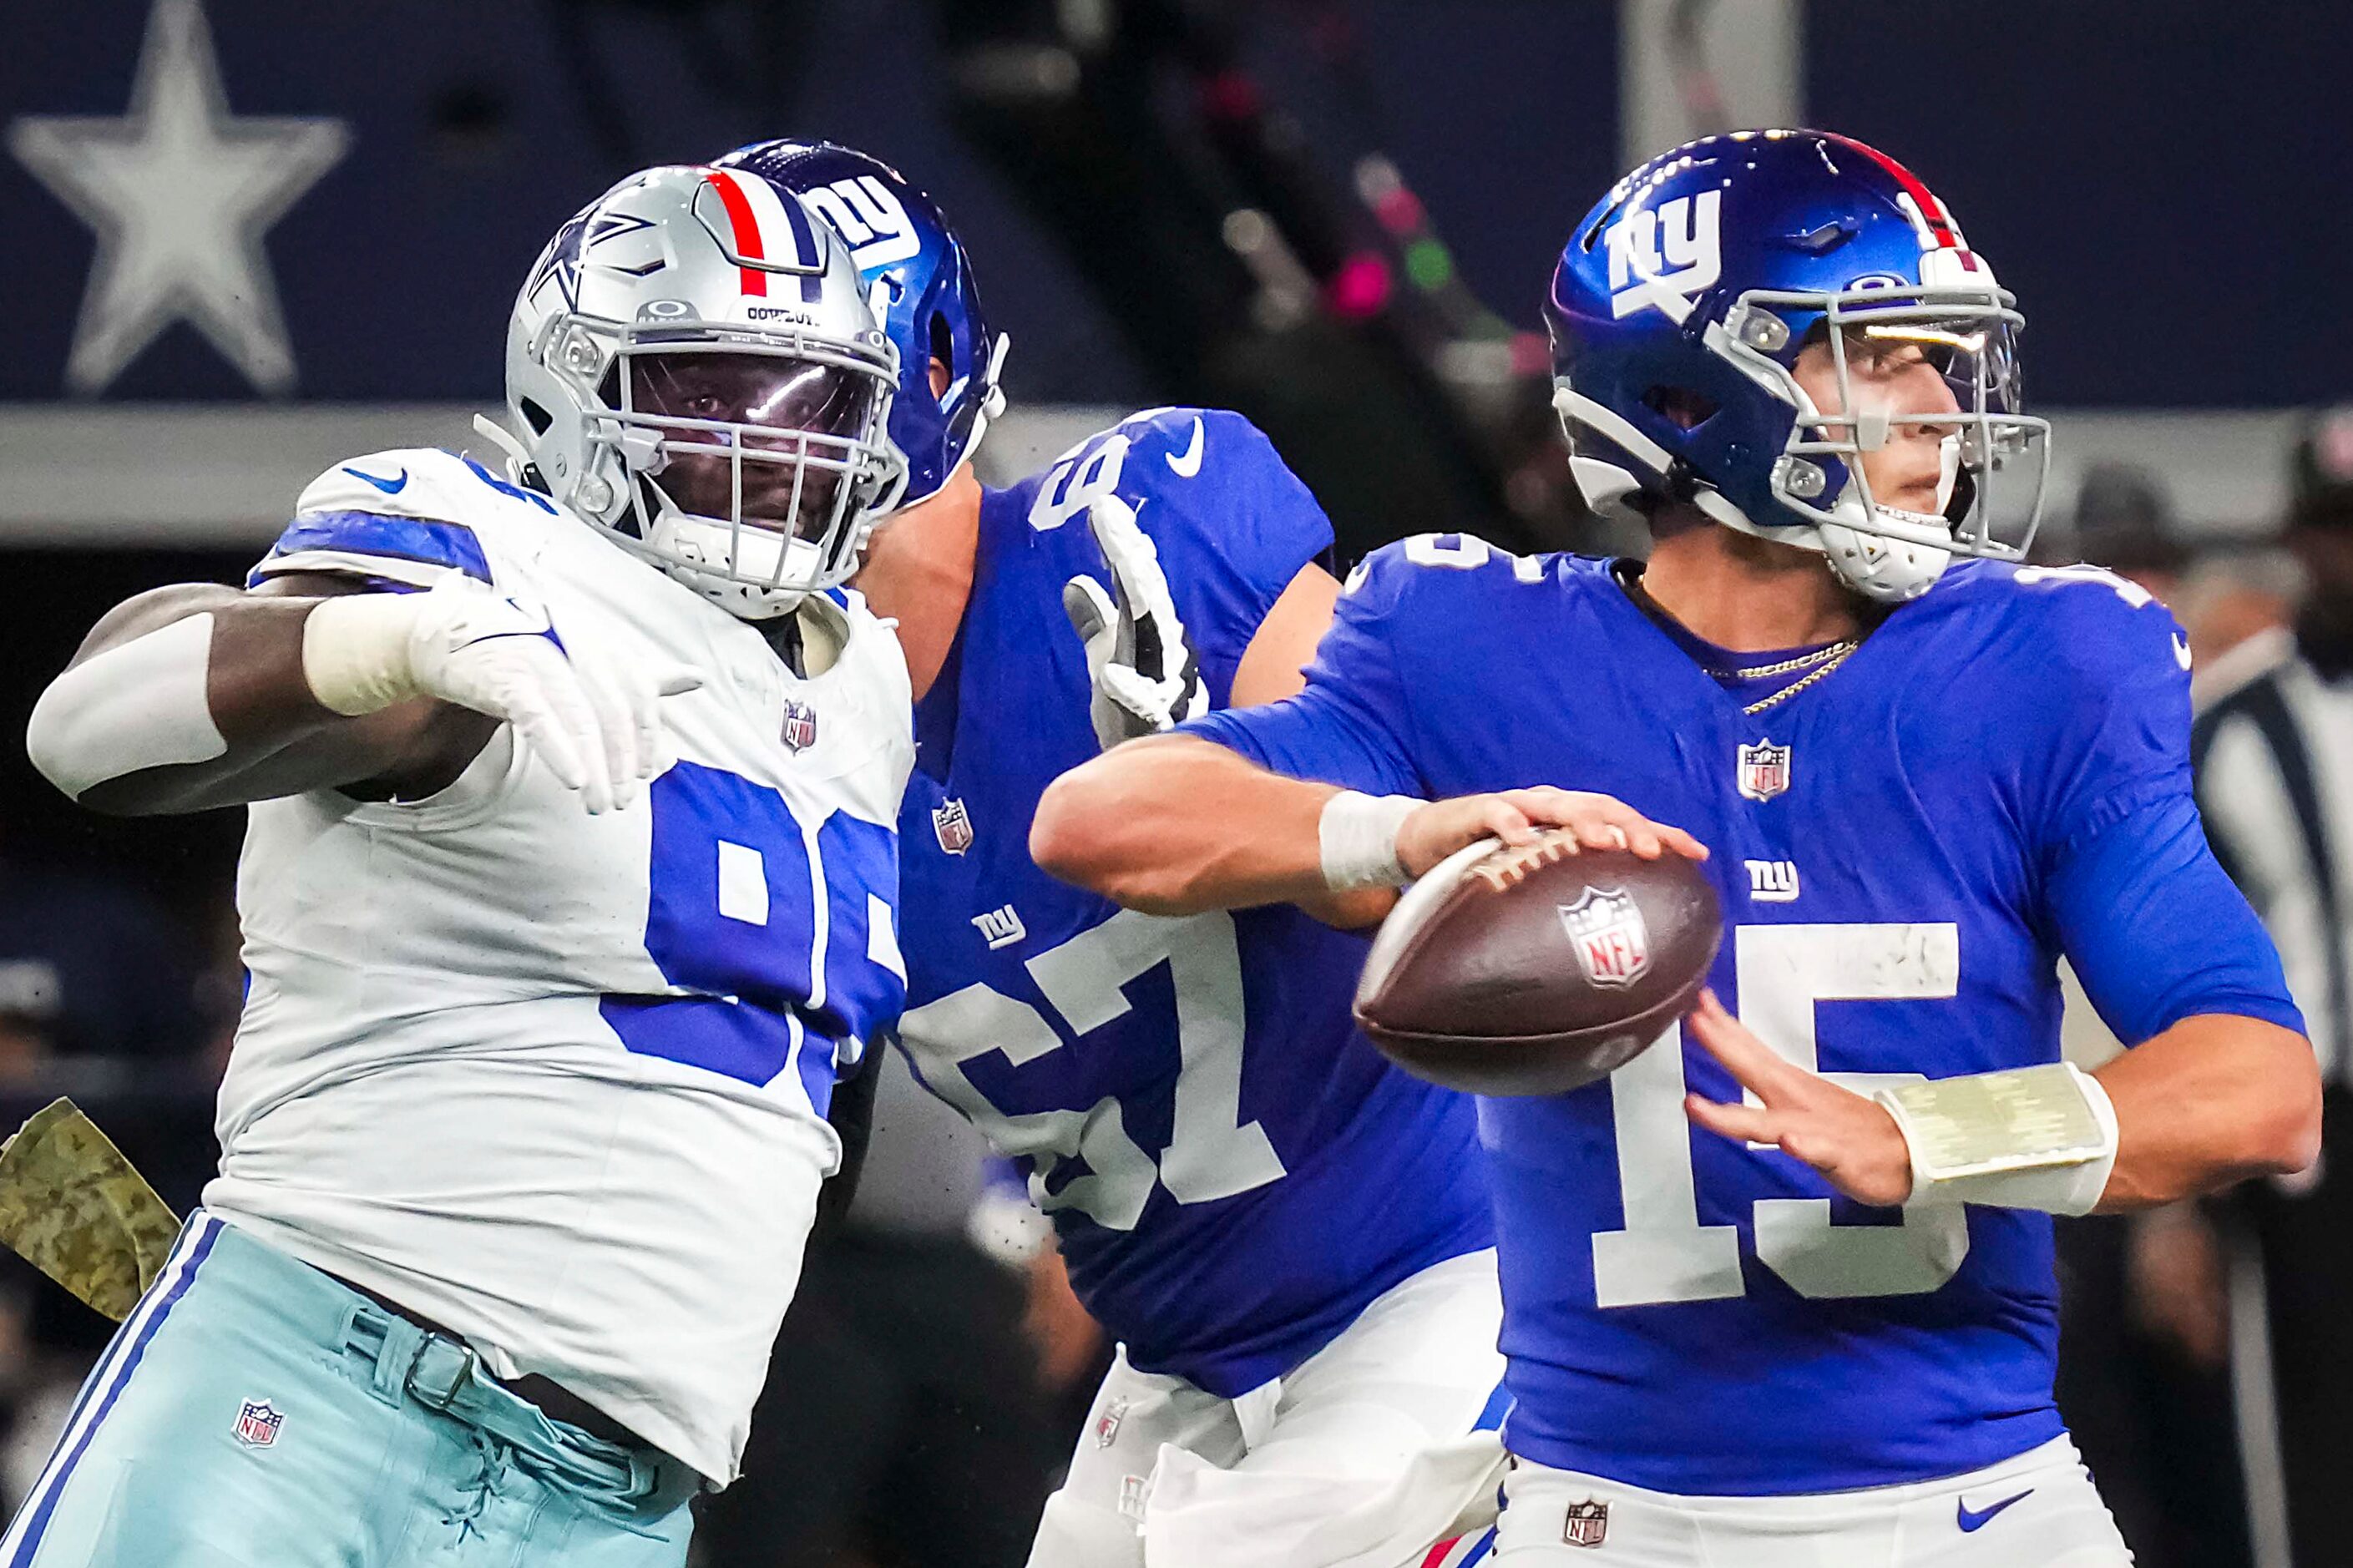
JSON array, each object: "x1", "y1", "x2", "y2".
[
  {"x1": 1716, "y1": 279, "x2": 2052, "y2": 601},
  {"x1": 539, "y1": 311, "x2": 907, "y2": 618}
]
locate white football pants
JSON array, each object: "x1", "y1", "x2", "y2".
[
  {"x1": 1025, "y1": 1248, "x2": 1508, "y2": 1568},
  {"x1": 1494, "y1": 1434, "x2": 2132, "y2": 1567}
]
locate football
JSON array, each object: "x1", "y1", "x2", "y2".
[{"x1": 1354, "y1": 831, "x2": 1723, "y2": 1096}]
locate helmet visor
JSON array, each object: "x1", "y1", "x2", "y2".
[
  {"x1": 622, "y1": 349, "x2": 882, "y2": 541},
  {"x1": 1753, "y1": 286, "x2": 2050, "y2": 561}
]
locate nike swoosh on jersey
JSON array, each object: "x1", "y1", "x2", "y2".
[
  {"x1": 1165, "y1": 417, "x2": 1206, "y2": 478},
  {"x1": 2173, "y1": 634, "x2": 2194, "y2": 670},
  {"x1": 343, "y1": 466, "x2": 410, "y2": 494},
  {"x1": 1956, "y1": 1489, "x2": 2033, "y2": 1532}
]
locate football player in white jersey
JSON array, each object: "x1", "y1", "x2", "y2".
[{"x1": 13, "y1": 163, "x2": 915, "y2": 1565}]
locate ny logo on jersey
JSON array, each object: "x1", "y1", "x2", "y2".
[
  {"x1": 781, "y1": 699, "x2": 818, "y2": 753},
  {"x1": 233, "y1": 1399, "x2": 284, "y2": 1448},
  {"x1": 1561, "y1": 1500, "x2": 1610, "y2": 1548},
  {"x1": 1558, "y1": 888, "x2": 1650, "y2": 989},
  {"x1": 1604, "y1": 191, "x2": 1722, "y2": 321},
  {"x1": 1737, "y1": 740, "x2": 1792, "y2": 802},
  {"x1": 802, "y1": 176, "x2": 920, "y2": 271},
  {"x1": 1746, "y1": 859, "x2": 1800, "y2": 903},
  {"x1": 933, "y1": 798, "x2": 975, "y2": 855},
  {"x1": 972, "y1": 904, "x2": 1027, "y2": 951}
]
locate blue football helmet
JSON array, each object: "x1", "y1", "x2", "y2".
[
  {"x1": 1545, "y1": 129, "x2": 2051, "y2": 601},
  {"x1": 715, "y1": 140, "x2": 1007, "y2": 508}
]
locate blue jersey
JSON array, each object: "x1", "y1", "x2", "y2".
[
  {"x1": 893, "y1": 411, "x2": 1492, "y2": 1396},
  {"x1": 1186, "y1": 537, "x2": 2303, "y2": 1493}
]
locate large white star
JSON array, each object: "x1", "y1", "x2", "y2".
[{"x1": 8, "y1": 0, "x2": 348, "y2": 395}]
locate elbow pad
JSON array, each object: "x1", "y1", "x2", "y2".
[{"x1": 26, "y1": 615, "x2": 228, "y2": 800}]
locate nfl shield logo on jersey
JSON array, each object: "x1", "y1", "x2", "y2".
[
  {"x1": 1558, "y1": 888, "x2": 1650, "y2": 989},
  {"x1": 933, "y1": 798, "x2": 974, "y2": 855},
  {"x1": 780, "y1": 699, "x2": 819, "y2": 753},
  {"x1": 1561, "y1": 1499, "x2": 1609, "y2": 1548},
  {"x1": 233, "y1": 1399, "x2": 284, "y2": 1448},
  {"x1": 1737, "y1": 739, "x2": 1792, "y2": 802}
]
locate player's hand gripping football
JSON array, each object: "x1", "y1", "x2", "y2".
[
  {"x1": 1682, "y1": 989, "x2": 1915, "y2": 1206},
  {"x1": 1394, "y1": 787, "x2": 1709, "y2": 880},
  {"x1": 392, "y1": 577, "x2": 700, "y2": 814},
  {"x1": 1060, "y1": 493, "x2": 1208, "y2": 753}
]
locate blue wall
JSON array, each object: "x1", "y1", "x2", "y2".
[{"x1": 1, "y1": 1, "x2": 2340, "y2": 408}]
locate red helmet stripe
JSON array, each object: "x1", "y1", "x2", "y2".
[
  {"x1": 1819, "y1": 132, "x2": 1963, "y2": 249},
  {"x1": 704, "y1": 169, "x2": 769, "y2": 297}
]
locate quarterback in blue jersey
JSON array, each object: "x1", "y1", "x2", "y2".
[
  {"x1": 717, "y1": 141, "x2": 1505, "y2": 1567},
  {"x1": 1036, "y1": 130, "x2": 2321, "y2": 1566}
]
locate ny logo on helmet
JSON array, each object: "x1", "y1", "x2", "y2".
[
  {"x1": 803, "y1": 176, "x2": 920, "y2": 271},
  {"x1": 1605, "y1": 190, "x2": 1722, "y2": 321}
]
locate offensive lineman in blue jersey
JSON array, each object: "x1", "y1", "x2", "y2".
[
  {"x1": 714, "y1": 141, "x2": 1505, "y2": 1568},
  {"x1": 1036, "y1": 131, "x2": 2322, "y2": 1566}
]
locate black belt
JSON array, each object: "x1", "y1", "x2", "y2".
[{"x1": 325, "y1": 1269, "x2": 654, "y2": 1454}]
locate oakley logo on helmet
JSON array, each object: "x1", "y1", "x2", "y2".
[
  {"x1": 803, "y1": 176, "x2": 920, "y2": 271},
  {"x1": 1605, "y1": 190, "x2": 1722, "y2": 321}
]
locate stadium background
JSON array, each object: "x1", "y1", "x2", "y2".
[{"x1": 0, "y1": 3, "x2": 2343, "y2": 1565}]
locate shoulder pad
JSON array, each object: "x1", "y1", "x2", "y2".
[
  {"x1": 1363, "y1": 532, "x2": 1557, "y2": 586},
  {"x1": 1997, "y1": 561, "x2": 2193, "y2": 690},
  {"x1": 253, "y1": 449, "x2": 559, "y2": 590}
]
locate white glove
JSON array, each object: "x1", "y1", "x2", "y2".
[
  {"x1": 1060, "y1": 493, "x2": 1207, "y2": 752},
  {"x1": 302, "y1": 575, "x2": 701, "y2": 813}
]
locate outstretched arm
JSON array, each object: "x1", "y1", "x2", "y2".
[
  {"x1": 1032, "y1": 734, "x2": 1705, "y2": 922},
  {"x1": 28, "y1": 575, "x2": 489, "y2": 815},
  {"x1": 28, "y1": 573, "x2": 684, "y2": 817}
]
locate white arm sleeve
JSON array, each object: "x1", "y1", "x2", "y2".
[{"x1": 26, "y1": 614, "x2": 228, "y2": 800}]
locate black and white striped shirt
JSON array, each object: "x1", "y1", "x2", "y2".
[{"x1": 2193, "y1": 628, "x2": 2350, "y2": 1082}]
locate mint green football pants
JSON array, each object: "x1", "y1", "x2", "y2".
[{"x1": 0, "y1": 1211, "x2": 698, "y2": 1565}]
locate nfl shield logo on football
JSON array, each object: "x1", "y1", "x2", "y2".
[
  {"x1": 1558, "y1": 888, "x2": 1650, "y2": 989},
  {"x1": 233, "y1": 1399, "x2": 284, "y2": 1448},
  {"x1": 780, "y1": 699, "x2": 819, "y2": 753},
  {"x1": 1737, "y1": 738, "x2": 1792, "y2": 802},
  {"x1": 934, "y1": 798, "x2": 975, "y2": 855},
  {"x1": 1561, "y1": 1499, "x2": 1609, "y2": 1548}
]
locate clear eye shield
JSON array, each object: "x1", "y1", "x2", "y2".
[
  {"x1": 546, "y1": 312, "x2": 905, "y2": 599},
  {"x1": 1720, "y1": 282, "x2": 2052, "y2": 565}
]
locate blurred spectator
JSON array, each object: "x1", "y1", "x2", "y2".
[
  {"x1": 694, "y1": 1053, "x2": 1083, "y2": 1568},
  {"x1": 2289, "y1": 406, "x2": 2353, "y2": 678},
  {"x1": 0, "y1": 838, "x2": 205, "y2": 1072},
  {"x1": 2058, "y1": 461, "x2": 2192, "y2": 600},
  {"x1": 2179, "y1": 549, "x2": 2308, "y2": 689},
  {"x1": 2189, "y1": 409, "x2": 2353, "y2": 1568}
]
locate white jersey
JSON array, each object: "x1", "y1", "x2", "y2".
[{"x1": 201, "y1": 447, "x2": 913, "y2": 1485}]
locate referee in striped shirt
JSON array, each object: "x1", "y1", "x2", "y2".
[{"x1": 2193, "y1": 408, "x2": 2353, "y2": 1568}]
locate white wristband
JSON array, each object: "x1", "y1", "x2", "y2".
[
  {"x1": 1318, "y1": 790, "x2": 1421, "y2": 891},
  {"x1": 1875, "y1": 1062, "x2": 2120, "y2": 1216},
  {"x1": 301, "y1": 593, "x2": 425, "y2": 716}
]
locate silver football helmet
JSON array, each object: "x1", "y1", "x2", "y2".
[{"x1": 497, "y1": 164, "x2": 908, "y2": 618}]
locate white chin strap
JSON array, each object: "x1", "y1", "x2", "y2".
[
  {"x1": 1819, "y1": 516, "x2": 1951, "y2": 604},
  {"x1": 645, "y1": 507, "x2": 817, "y2": 620},
  {"x1": 1817, "y1": 433, "x2": 1963, "y2": 604}
]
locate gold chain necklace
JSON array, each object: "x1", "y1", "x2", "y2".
[
  {"x1": 1703, "y1": 639, "x2": 1858, "y2": 682},
  {"x1": 1738, "y1": 642, "x2": 1860, "y2": 715}
]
